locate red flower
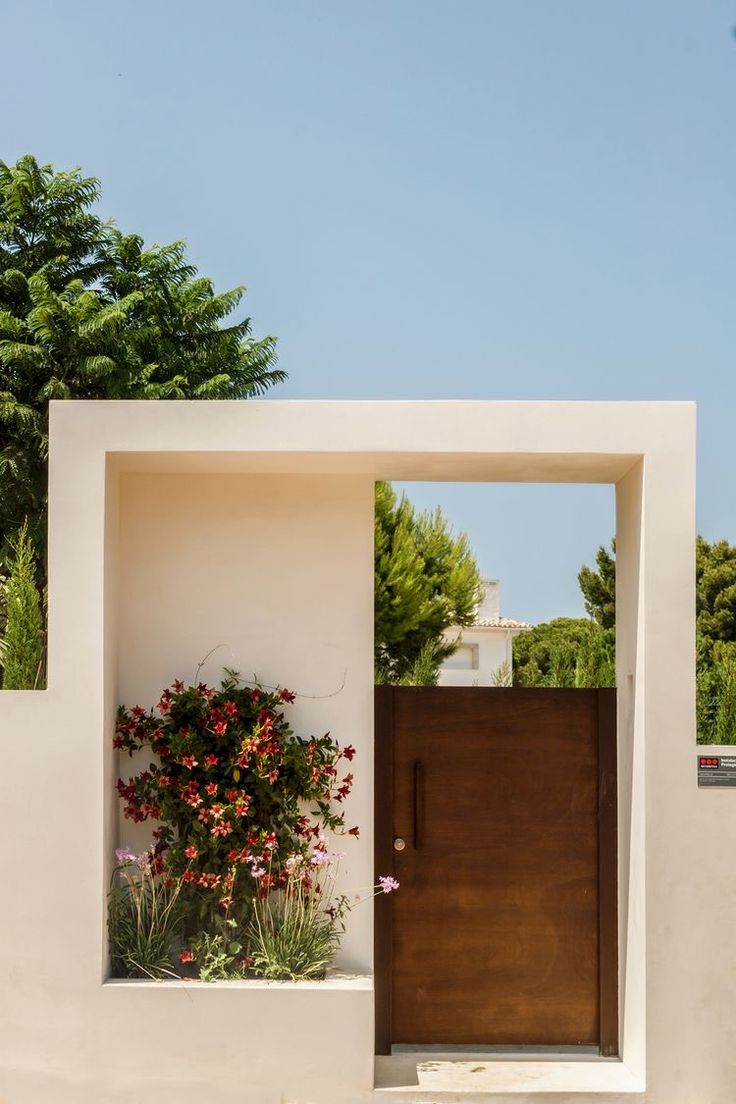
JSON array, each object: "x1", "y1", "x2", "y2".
[
  {"x1": 132, "y1": 705, "x2": 146, "y2": 718},
  {"x1": 204, "y1": 754, "x2": 218, "y2": 768},
  {"x1": 224, "y1": 700, "x2": 238, "y2": 717},
  {"x1": 182, "y1": 870, "x2": 198, "y2": 884},
  {"x1": 179, "y1": 950, "x2": 194, "y2": 964},
  {"x1": 342, "y1": 744, "x2": 356, "y2": 761},
  {"x1": 183, "y1": 845, "x2": 198, "y2": 859},
  {"x1": 212, "y1": 721, "x2": 227, "y2": 736},
  {"x1": 173, "y1": 679, "x2": 185, "y2": 692},
  {"x1": 348, "y1": 825, "x2": 360, "y2": 837},
  {"x1": 205, "y1": 782, "x2": 218, "y2": 796},
  {"x1": 112, "y1": 736, "x2": 124, "y2": 750},
  {"x1": 279, "y1": 688, "x2": 296, "y2": 703},
  {"x1": 219, "y1": 896, "x2": 235, "y2": 910},
  {"x1": 198, "y1": 872, "x2": 221, "y2": 888},
  {"x1": 182, "y1": 754, "x2": 198, "y2": 769}
]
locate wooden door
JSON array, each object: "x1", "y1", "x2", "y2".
[{"x1": 374, "y1": 687, "x2": 617, "y2": 1054}]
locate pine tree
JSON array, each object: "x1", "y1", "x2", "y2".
[
  {"x1": 1, "y1": 521, "x2": 44, "y2": 689},
  {"x1": 374, "y1": 482, "x2": 483, "y2": 683},
  {"x1": 577, "y1": 541, "x2": 616, "y2": 629}
]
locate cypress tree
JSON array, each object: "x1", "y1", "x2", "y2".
[{"x1": 2, "y1": 521, "x2": 44, "y2": 689}]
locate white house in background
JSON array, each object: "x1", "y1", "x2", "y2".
[{"x1": 438, "y1": 578, "x2": 530, "y2": 686}]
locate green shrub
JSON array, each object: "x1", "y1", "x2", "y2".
[
  {"x1": 698, "y1": 642, "x2": 736, "y2": 745},
  {"x1": 1, "y1": 521, "x2": 44, "y2": 689}
]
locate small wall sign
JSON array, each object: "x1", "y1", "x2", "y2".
[{"x1": 698, "y1": 754, "x2": 736, "y2": 787}]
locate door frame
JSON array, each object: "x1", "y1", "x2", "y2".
[{"x1": 373, "y1": 685, "x2": 619, "y2": 1057}]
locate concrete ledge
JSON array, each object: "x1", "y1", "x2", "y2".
[
  {"x1": 375, "y1": 1056, "x2": 644, "y2": 1095},
  {"x1": 103, "y1": 973, "x2": 373, "y2": 990}
]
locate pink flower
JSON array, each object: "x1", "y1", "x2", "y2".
[{"x1": 378, "y1": 875, "x2": 400, "y2": 894}]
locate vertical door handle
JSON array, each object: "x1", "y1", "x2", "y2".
[{"x1": 413, "y1": 760, "x2": 424, "y2": 849}]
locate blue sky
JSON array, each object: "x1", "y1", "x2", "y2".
[{"x1": 3, "y1": 1, "x2": 734, "y2": 622}]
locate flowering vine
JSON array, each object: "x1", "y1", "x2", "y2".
[{"x1": 114, "y1": 669, "x2": 357, "y2": 927}]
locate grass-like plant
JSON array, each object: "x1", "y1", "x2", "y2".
[
  {"x1": 248, "y1": 841, "x2": 399, "y2": 981},
  {"x1": 248, "y1": 852, "x2": 342, "y2": 981},
  {"x1": 107, "y1": 848, "x2": 183, "y2": 979}
]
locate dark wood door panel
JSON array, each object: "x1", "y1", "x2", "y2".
[{"x1": 375, "y1": 686, "x2": 616, "y2": 1050}]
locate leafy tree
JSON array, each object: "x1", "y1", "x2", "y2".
[
  {"x1": 512, "y1": 616, "x2": 614, "y2": 688},
  {"x1": 577, "y1": 541, "x2": 616, "y2": 629},
  {"x1": 580, "y1": 535, "x2": 736, "y2": 653},
  {"x1": 374, "y1": 482, "x2": 483, "y2": 683},
  {"x1": 0, "y1": 155, "x2": 284, "y2": 567},
  {"x1": 580, "y1": 535, "x2": 736, "y2": 741},
  {"x1": 696, "y1": 537, "x2": 736, "y2": 655},
  {"x1": 1, "y1": 521, "x2": 44, "y2": 688}
]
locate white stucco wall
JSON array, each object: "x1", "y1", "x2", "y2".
[
  {"x1": 438, "y1": 582, "x2": 527, "y2": 686},
  {"x1": 115, "y1": 471, "x2": 375, "y2": 969},
  {"x1": 437, "y1": 625, "x2": 514, "y2": 686},
  {"x1": 0, "y1": 399, "x2": 732, "y2": 1104}
]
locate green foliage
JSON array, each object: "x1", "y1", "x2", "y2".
[
  {"x1": 581, "y1": 535, "x2": 736, "y2": 741},
  {"x1": 374, "y1": 639, "x2": 443, "y2": 686},
  {"x1": 490, "y1": 659, "x2": 512, "y2": 687},
  {"x1": 248, "y1": 849, "x2": 345, "y2": 981},
  {"x1": 189, "y1": 927, "x2": 246, "y2": 981},
  {"x1": 1, "y1": 520, "x2": 44, "y2": 688},
  {"x1": 0, "y1": 154, "x2": 284, "y2": 567},
  {"x1": 582, "y1": 535, "x2": 736, "y2": 654},
  {"x1": 575, "y1": 623, "x2": 616, "y2": 688},
  {"x1": 374, "y1": 482, "x2": 483, "y2": 683},
  {"x1": 249, "y1": 887, "x2": 340, "y2": 982},
  {"x1": 697, "y1": 642, "x2": 736, "y2": 745},
  {"x1": 513, "y1": 617, "x2": 614, "y2": 689},
  {"x1": 696, "y1": 537, "x2": 736, "y2": 657},
  {"x1": 107, "y1": 850, "x2": 183, "y2": 979},
  {"x1": 577, "y1": 541, "x2": 616, "y2": 629}
]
